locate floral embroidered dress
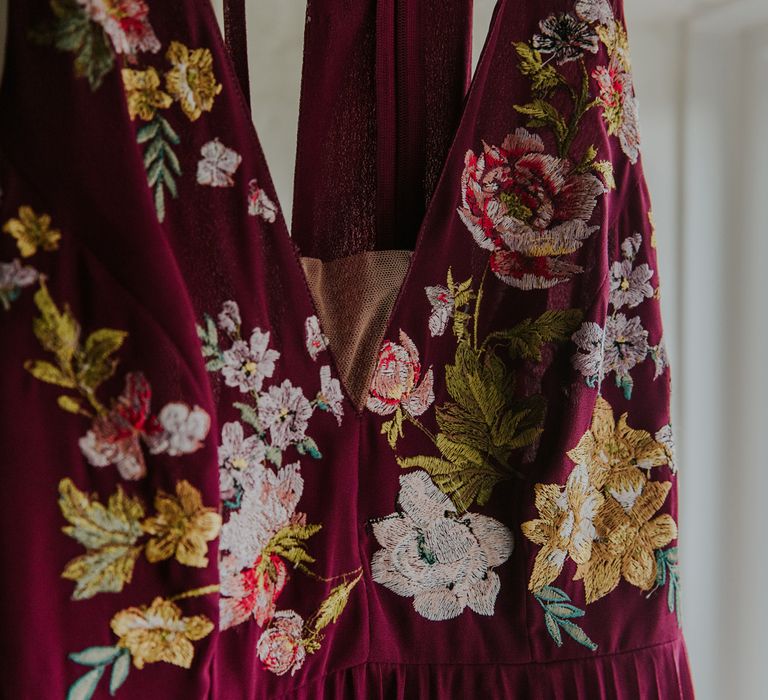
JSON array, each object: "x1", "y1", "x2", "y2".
[{"x1": 0, "y1": 1, "x2": 694, "y2": 698}]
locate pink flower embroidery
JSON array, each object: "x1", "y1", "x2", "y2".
[
  {"x1": 367, "y1": 331, "x2": 434, "y2": 417},
  {"x1": 77, "y1": 0, "x2": 161, "y2": 55},
  {"x1": 248, "y1": 179, "x2": 278, "y2": 223},
  {"x1": 220, "y1": 552, "x2": 288, "y2": 630},
  {"x1": 458, "y1": 128, "x2": 604, "y2": 289},
  {"x1": 256, "y1": 610, "x2": 307, "y2": 676},
  {"x1": 593, "y1": 57, "x2": 641, "y2": 164},
  {"x1": 425, "y1": 285, "x2": 454, "y2": 337}
]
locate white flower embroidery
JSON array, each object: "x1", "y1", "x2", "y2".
[
  {"x1": 609, "y1": 258, "x2": 654, "y2": 309},
  {"x1": 220, "y1": 552, "x2": 287, "y2": 630},
  {"x1": 217, "y1": 300, "x2": 242, "y2": 335},
  {"x1": 651, "y1": 337, "x2": 670, "y2": 380},
  {"x1": 317, "y1": 365, "x2": 344, "y2": 425},
  {"x1": 655, "y1": 424, "x2": 678, "y2": 474},
  {"x1": 0, "y1": 259, "x2": 38, "y2": 310},
  {"x1": 218, "y1": 421, "x2": 266, "y2": 500},
  {"x1": 248, "y1": 179, "x2": 278, "y2": 223},
  {"x1": 425, "y1": 285, "x2": 454, "y2": 337},
  {"x1": 152, "y1": 403, "x2": 211, "y2": 456},
  {"x1": 258, "y1": 380, "x2": 313, "y2": 450},
  {"x1": 571, "y1": 321, "x2": 605, "y2": 383},
  {"x1": 220, "y1": 462, "x2": 304, "y2": 571},
  {"x1": 574, "y1": 0, "x2": 614, "y2": 26},
  {"x1": 304, "y1": 315, "x2": 329, "y2": 360},
  {"x1": 371, "y1": 471, "x2": 513, "y2": 621},
  {"x1": 197, "y1": 139, "x2": 242, "y2": 187},
  {"x1": 221, "y1": 328, "x2": 280, "y2": 394}
]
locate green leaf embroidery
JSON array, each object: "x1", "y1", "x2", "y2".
[
  {"x1": 58, "y1": 479, "x2": 145, "y2": 600},
  {"x1": 483, "y1": 309, "x2": 584, "y2": 361},
  {"x1": 32, "y1": 0, "x2": 115, "y2": 91},
  {"x1": 534, "y1": 586, "x2": 597, "y2": 651},
  {"x1": 513, "y1": 42, "x2": 562, "y2": 95},
  {"x1": 138, "y1": 114, "x2": 181, "y2": 222},
  {"x1": 66, "y1": 665, "x2": 105, "y2": 700},
  {"x1": 296, "y1": 436, "x2": 322, "y2": 459},
  {"x1": 652, "y1": 546, "x2": 682, "y2": 628},
  {"x1": 265, "y1": 523, "x2": 322, "y2": 574},
  {"x1": 67, "y1": 646, "x2": 131, "y2": 700},
  {"x1": 109, "y1": 649, "x2": 132, "y2": 694},
  {"x1": 69, "y1": 646, "x2": 123, "y2": 667}
]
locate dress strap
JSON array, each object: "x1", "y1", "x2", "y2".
[{"x1": 223, "y1": 0, "x2": 251, "y2": 106}]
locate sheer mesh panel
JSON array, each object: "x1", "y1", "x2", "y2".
[{"x1": 301, "y1": 250, "x2": 412, "y2": 408}]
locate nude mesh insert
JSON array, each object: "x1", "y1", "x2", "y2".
[{"x1": 301, "y1": 250, "x2": 413, "y2": 409}]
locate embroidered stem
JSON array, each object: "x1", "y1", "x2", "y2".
[
  {"x1": 404, "y1": 411, "x2": 437, "y2": 444},
  {"x1": 473, "y1": 262, "x2": 489, "y2": 350},
  {"x1": 167, "y1": 584, "x2": 220, "y2": 603}
]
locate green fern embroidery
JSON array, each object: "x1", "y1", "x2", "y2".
[
  {"x1": 137, "y1": 114, "x2": 181, "y2": 223},
  {"x1": 650, "y1": 546, "x2": 682, "y2": 627},
  {"x1": 534, "y1": 586, "x2": 598, "y2": 651}
]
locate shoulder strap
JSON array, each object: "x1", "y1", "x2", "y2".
[{"x1": 223, "y1": 0, "x2": 250, "y2": 106}]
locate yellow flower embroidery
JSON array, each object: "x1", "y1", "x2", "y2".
[
  {"x1": 2, "y1": 206, "x2": 61, "y2": 257},
  {"x1": 142, "y1": 480, "x2": 221, "y2": 567},
  {"x1": 521, "y1": 464, "x2": 604, "y2": 591},
  {"x1": 164, "y1": 41, "x2": 222, "y2": 121},
  {"x1": 110, "y1": 597, "x2": 214, "y2": 669},
  {"x1": 566, "y1": 396, "x2": 668, "y2": 493},
  {"x1": 122, "y1": 67, "x2": 172, "y2": 121},
  {"x1": 574, "y1": 479, "x2": 677, "y2": 603}
]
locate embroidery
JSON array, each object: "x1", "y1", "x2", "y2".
[
  {"x1": 650, "y1": 546, "x2": 681, "y2": 626},
  {"x1": 165, "y1": 42, "x2": 223, "y2": 122},
  {"x1": 58, "y1": 478, "x2": 221, "y2": 600},
  {"x1": 0, "y1": 259, "x2": 38, "y2": 310},
  {"x1": 248, "y1": 178, "x2": 278, "y2": 223},
  {"x1": 198, "y1": 301, "x2": 358, "y2": 675},
  {"x1": 66, "y1": 588, "x2": 217, "y2": 699},
  {"x1": 571, "y1": 233, "x2": 667, "y2": 398},
  {"x1": 305, "y1": 314, "x2": 329, "y2": 360},
  {"x1": 373, "y1": 269, "x2": 582, "y2": 512},
  {"x1": 197, "y1": 139, "x2": 242, "y2": 188},
  {"x1": 256, "y1": 573, "x2": 362, "y2": 676},
  {"x1": 370, "y1": 471, "x2": 513, "y2": 621},
  {"x1": 533, "y1": 586, "x2": 597, "y2": 651},
  {"x1": 522, "y1": 396, "x2": 680, "y2": 648},
  {"x1": 79, "y1": 0, "x2": 160, "y2": 56},
  {"x1": 3, "y1": 206, "x2": 61, "y2": 257},
  {"x1": 425, "y1": 284, "x2": 453, "y2": 337}
]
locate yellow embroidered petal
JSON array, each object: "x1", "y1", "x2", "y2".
[
  {"x1": 643, "y1": 514, "x2": 677, "y2": 550},
  {"x1": 111, "y1": 597, "x2": 214, "y2": 669},
  {"x1": 621, "y1": 540, "x2": 657, "y2": 590},
  {"x1": 3, "y1": 206, "x2": 61, "y2": 257},
  {"x1": 165, "y1": 41, "x2": 222, "y2": 121},
  {"x1": 122, "y1": 67, "x2": 172, "y2": 121},
  {"x1": 520, "y1": 517, "x2": 553, "y2": 547},
  {"x1": 142, "y1": 480, "x2": 221, "y2": 568},
  {"x1": 528, "y1": 544, "x2": 566, "y2": 591}
]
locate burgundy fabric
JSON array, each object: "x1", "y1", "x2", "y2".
[
  {"x1": 0, "y1": 1, "x2": 695, "y2": 699},
  {"x1": 223, "y1": 0, "x2": 250, "y2": 105}
]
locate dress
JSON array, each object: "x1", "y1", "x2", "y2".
[{"x1": 0, "y1": 0, "x2": 695, "y2": 698}]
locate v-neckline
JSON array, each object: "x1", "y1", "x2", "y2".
[{"x1": 200, "y1": 0, "x2": 507, "y2": 414}]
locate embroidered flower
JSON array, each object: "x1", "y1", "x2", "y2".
[
  {"x1": 258, "y1": 380, "x2": 313, "y2": 450},
  {"x1": 304, "y1": 315, "x2": 329, "y2": 360},
  {"x1": 425, "y1": 285, "x2": 454, "y2": 337},
  {"x1": 218, "y1": 421, "x2": 266, "y2": 500},
  {"x1": 371, "y1": 471, "x2": 513, "y2": 621},
  {"x1": 248, "y1": 179, "x2": 278, "y2": 223},
  {"x1": 650, "y1": 337, "x2": 670, "y2": 380},
  {"x1": 609, "y1": 258, "x2": 653, "y2": 309},
  {"x1": 532, "y1": 13, "x2": 599, "y2": 64},
  {"x1": 121, "y1": 67, "x2": 172, "y2": 121},
  {"x1": 604, "y1": 313, "x2": 649, "y2": 390},
  {"x1": 196, "y1": 139, "x2": 242, "y2": 188},
  {"x1": 593, "y1": 56, "x2": 641, "y2": 164},
  {"x1": 567, "y1": 396, "x2": 669, "y2": 494},
  {"x1": 574, "y1": 0, "x2": 614, "y2": 26},
  {"x1": 521, "y1": 464, "x2": 604, "y2": 591},
  {"x1": 165, "y1": 41, "x2": 222, "y2": 121},
  {"x1": 220, "y1": 552, "x2": 288, "y2": 629},
  {"x1": 142, "y1": 480, "x2": 221, "y2": 568},
  {"x1": 367, "y1": 331, "x2": 434, "y2": 417},
  {"x1": 655, "y1": 424, "x2": 678, "y2": 474},
  {"x1": 79, "y1": 372, "x2": 164, "y2": 480},
  {"x1": 220, "y1": 462, "x2": 304, "y2": 570},
  {"x1": 571, "y1": 320, "x2": 605, "y2": 383},
  {"x1": 317, "y1": 365, "x2": 344, "y2": 425},
  {"x1": 221, "y1": 328, "x2": 280, "y2": 394},
  {"x1": 458, "y1": 129, "x2": 603, "y2": 289},
  {"x1": 3, "y1": 206, "x2": 61, "y2": 257},
  {"x1": 153, "y1": 403, "x2": 210, "y2": 456},
  {"x1": 0, "y1": 259, "x2": 38, "y2": 310},
  {"x1": 217, "y1": 300, "x2": 242, "y2": 335},
  {"x1": 78, "y1": 0, "x2": 161, "y2": 56},
  {"x1": 574, "y1": 479, "x2": 677, "y2": 602},
  {"x1": 110, "y1": 597, "x2": 214, "y2": 669},
  {"x1": 256, "y1": 610, "x2": 307, "y2": 676}
]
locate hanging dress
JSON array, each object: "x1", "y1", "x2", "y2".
[{"x1": 0, "y1": 0, "x2": 695, "y2": 698}]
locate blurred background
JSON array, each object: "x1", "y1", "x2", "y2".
[{"x1": 213, "y1": 1, "x2": 768, "y2": 697}]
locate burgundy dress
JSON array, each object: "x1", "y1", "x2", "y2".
[{"x1": 0, "y1": 0, "x2": 695, "y2": 698}]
